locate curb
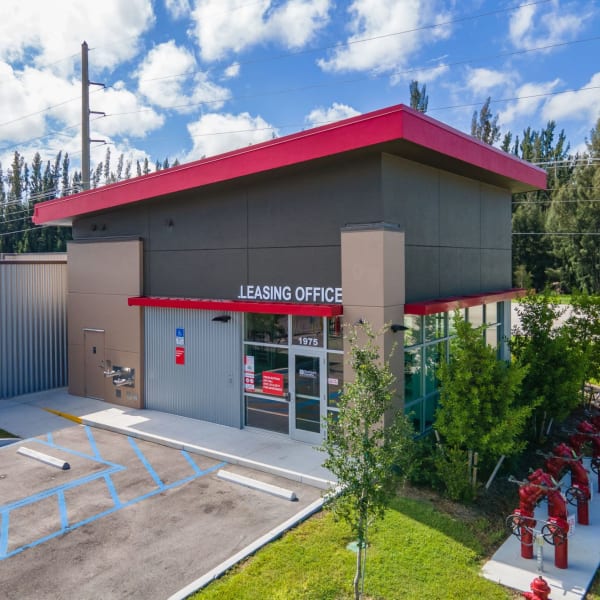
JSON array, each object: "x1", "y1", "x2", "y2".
[{"x1": 81, "y1": 417, "x2": 336, "y2": 491}]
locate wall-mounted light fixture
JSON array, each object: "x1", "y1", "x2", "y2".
[
  {"x1": 212, "y1": 315, "x2": 231, "y2": 323},
  {"x1": 354, "y1": 318, "x2": 365, "y2": 325},
  {"x1": 165, "y1": 218, "x2": 174, "y2": 229},
  {"x1": 390, "y1": 324, "x2": 408, "y2": 332}
]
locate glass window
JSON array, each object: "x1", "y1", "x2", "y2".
[
  {"x1": 292, "y1": 316, "x2": 323, "y2": 347},
  {"x1": 424, "y1": 313, "x2": 446, "y2": 341},
  {"x1": 425, "y1": 342, "x2": 444, "y2": 395},
  {"x1": 403, "y1": 315, "x2": 422, "y2": 347},
  {"x1": 245, "y1": 314, "x2": 288, "y2": 344},
  {"x1": 327, "y1": 316, "x2": 344, "y2": 351},
  {"x1": 404, "y1": 349, "x2": 422, "y2": 403},
  {"x1": 467, "y1": 305, "x2": 484, "y2": 327},
  {"x1": 243, "y1": 345, "x2": 288, "y2": 396},
  {"x1": 486, "y1": 303, "x2": 499, "y2": 325},
  {"x1": 405, "y1": 400, "x2": 422, "y2": 433},
  {"x1": 486, "y1": 326, "x2": 499, "y2": 348},
  {"x1": 245, "y1": 396, "x2": 289, "y2": 434},
  {"x1": 424, "y1": 393, "x2": 439, "y2": 430},
  {"x1": 327, "y1": 353, "x2": 344, "y2": 408}
]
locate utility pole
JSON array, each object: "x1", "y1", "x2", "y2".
[{"x1": 81, "y1": 41, "x2": 105, "y2": 190}]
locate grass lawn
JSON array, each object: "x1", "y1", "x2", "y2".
[{"x1": 193, "y1": 494, "x2": 516, "y2": 600}]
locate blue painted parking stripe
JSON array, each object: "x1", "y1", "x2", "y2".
[
  {"x1": 182, "y1": 451, "x2": 227, "y2": 477},
  {"x1": 0, "y1": 465, "x2": 124, "y2": 513},
  {"x1": 181, "y1": 450, "x2": 203, "y2": 475},
  {"x1": 57, "y1": 490, "x2": 69, "y2": 531},
  {"x1": 1, "y1": 460, "x2": 227, "y2": 560},
  {"x1": 104, "y1": 473, "x2": 122, "y2": 508},
  {"x1": 0, "y1": 511, "x2": 9, "y2": 559},
  {"x1": 128, "y1": 437, "x2": 164, "y2": 488},
  {"x1": 29, "y1": 437, "x2": 123, "y2": 469},
  {"x1": 85, "y1": 426, "x2": 102, "y2": 460},
  {"x1": 46, "y1": 432, "x2": 53, "y2": 445}
]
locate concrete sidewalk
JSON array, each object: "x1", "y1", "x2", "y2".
[
  {"x1": 0, "y1": 388, "x2": 335, "y2": 490},
  {"x1": 482, "y1": 464, "x2": 600, "y2": 599}
]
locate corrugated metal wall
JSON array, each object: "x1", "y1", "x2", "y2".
[
  {"x1": 145, "y1": 307, "x2": 242, "y2": 427},
  {"x1": 0, "y1": 261, "x2": 68, "y2": 399}
]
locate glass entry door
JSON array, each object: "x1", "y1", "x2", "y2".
[{"x1": 290, "y1": 349, "x2": 326, "y2": 444}]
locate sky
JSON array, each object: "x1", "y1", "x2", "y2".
[{"x1": 1, "y1": 0, "x2": 599, "y2": 185}]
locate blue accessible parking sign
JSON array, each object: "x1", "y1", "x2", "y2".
[{"x1": 175, "y1": 328, "x2": 185, "y2": 345}]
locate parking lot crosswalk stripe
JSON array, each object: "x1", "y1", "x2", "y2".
[
  {"x1": 57, "y1": 490, "x2": 69, "y2": 531},
  {"x1": 0, "y1": 511, "x2": 9, "y2": 558},
  {"x1": 85, "y1": 426, "x2": 103, "y2": 460},
  {"x1": 181, "y1": 450, "x2": 203, "y2": 475},
  {"x1": 128, "y1": 437, "x2": 164, "y2": 489},
  {"x1": 104, "y1": 473, "x2": 122, "y2": 508}
]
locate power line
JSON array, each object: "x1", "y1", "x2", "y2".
[
  {"x1": 0, "y1": 224, "x2": 47, "y2": 238},
  {"x1": 0, "y1": 1, "x2": 589, "y2": 130},
  {"x1": 140, "y1": 0, "x2": 555, "y2": 82},
  {"x1": 513, "y1": 232, "x2": 600, "y2": 236}
]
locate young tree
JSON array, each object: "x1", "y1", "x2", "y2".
[
  {"x1": 510, "y1": 291, "x2": 585, "y2": 441},
  {"x1": 321, "y1": 323, "x2": 415, "y2": 600},
  {"x1": 435, "y1": 313, "x2": 529, "y2": 498},
  {"x1": 565, "y1": 293, "x2": 600, "y2": 391}
]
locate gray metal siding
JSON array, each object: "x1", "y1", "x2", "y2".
[
  {"x1": 0, "y1": 262, "x2": 68, "y2": 399},
  {"x1": 144, "y1": 308, "x2": 242, "y2": 427}
]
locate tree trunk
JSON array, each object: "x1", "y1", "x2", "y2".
[{"x1": 354, "y1": 543, "x2": 362, "y2": 600}]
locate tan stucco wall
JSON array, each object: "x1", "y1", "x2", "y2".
[
  {"x1": 341, "y1": 223, "x2": 405, "y2": 422},
  {"x1": 67, "y1": 239, "x2": 143, "y2": 408}
]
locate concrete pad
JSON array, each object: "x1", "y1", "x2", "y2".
[
  {"x1": 80, "y1": 403, "x2": 336, "y2": 490},
  {"x1": 482, "y1": 463, "x2": 600, "y2": 599}
]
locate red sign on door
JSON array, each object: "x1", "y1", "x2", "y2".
[
  {"x1": 262, "y1": 371, "x2": 285, "y2": 396},
  {"x1": 175, "y1": 346, "x2": 185, "y2": 365}
]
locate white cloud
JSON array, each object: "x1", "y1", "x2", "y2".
[
  {"x1": 185, "y1": 112, "x2": 278, "y2": 161},
  {"x1": 0, "y1": 62, "x2": 81, "y2": 145},
  {"x1": 543, "y1": 72, "x2": 600, "y2": 124},
  {"x1": 224, "y1": 63, "x2": 241, "y2": 79},
  {"x1": 305, "y1": 103, "x2": 360, "y2": 127},
  {"x1": 190, "y1": 0, "x2": 331, "y2": 62},
  {"x1": 464, "y1": 67, "x2": 514, "y2": 96},
  {"x1": 0, "y1": 0, "x2": 154, "y2": 76},
  {"x1": 390, "y1": 62, "x2": 449, "y2": 87},
  {"x1": 318, "y1": 0, "x2": 452, "y2": 75},
  {"x1": 92, "y1": 86, "x2": 165, "y2": 138},
  {"x1": 136, "y1": 41, "x2": 230, "y2": 112},
  {"x1": 165, "y1": 0, "x2": 191, "y2": 19},
  {"x1": 508, "y1": 1, "x2": 587, "y2": 51},
  {"x1": 498, "y1": 80, "x2": 561, "y2": 126}
]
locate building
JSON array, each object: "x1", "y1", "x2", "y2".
[
  {"x1": 33, "y1": 104, "x2": 545, "y2": 441},
  {"x1": 0, "y1": 253, "x2": 68, "y2": 399}
]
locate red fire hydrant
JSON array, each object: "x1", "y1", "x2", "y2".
[
  {"x1": 522, "y1": 575, "x2": 552, "y2": 599},
  {"x1": 545, "y1": 442, "x2": 590, "y2": 525},
  {"x1": 530, "y1": 469, "x2": 569, "y2": 569},
  {"x1": 569, "y1": 420, "x2": 600, "y2": 493}
]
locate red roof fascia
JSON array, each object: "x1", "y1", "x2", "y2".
[
  {"x1": 33, "y1": 104, "x2": 546, "y2": 225},
  {"x1": 401, "y1": 110, "x2": 546, "y2": 190},
  {"x1": 127, "y1": 296, "x2": 344, "y2": 317},
  {"x1": 404, "y1": 288, "x2": 526, "y2": 316}
]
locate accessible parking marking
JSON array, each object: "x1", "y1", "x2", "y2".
[{"x1": 0, "y1": 426, "x2": 225, "y2": 560}]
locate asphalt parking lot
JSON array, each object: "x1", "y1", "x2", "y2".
[{"x1": 0, "y1": 425, "x2": 323, "y2": 600}]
